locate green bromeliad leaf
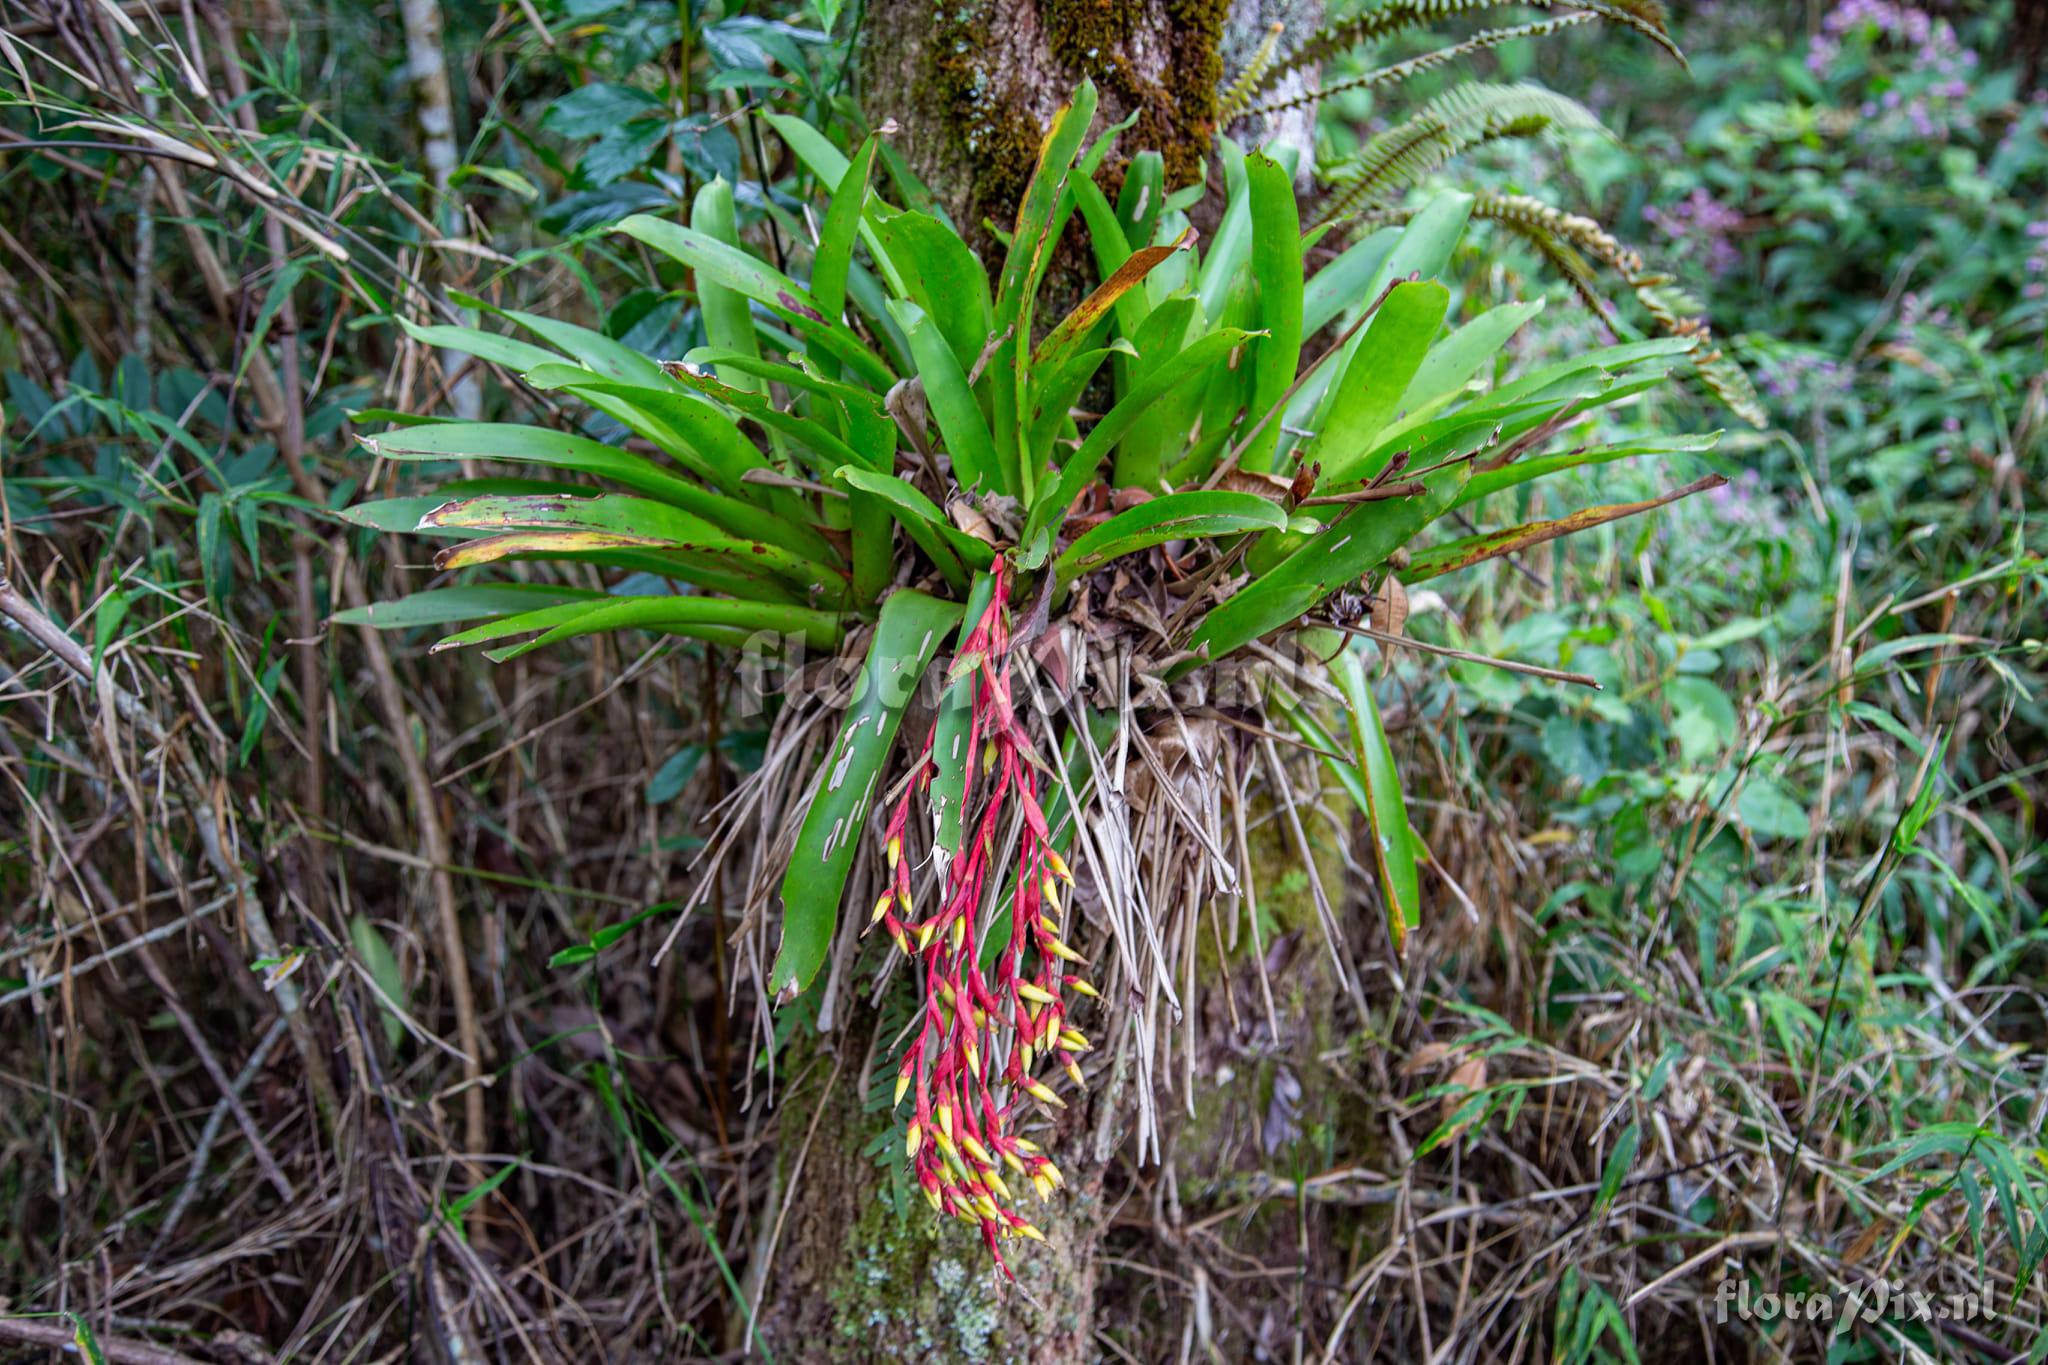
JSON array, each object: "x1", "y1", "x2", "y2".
[
  {"x1": 773, "y1": 589, "x2": 962, "y2": 997},
  {"x1": 1053, "y1": 491, "x2": 1287, "y2": 586},
  {"x1": 1332, "y1": 649, "x2": 1421, "y2": 952}
]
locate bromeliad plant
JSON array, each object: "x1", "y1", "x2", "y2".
[{"x1": 346, "y1": 78, "x2": 1724, "y2": 1264}]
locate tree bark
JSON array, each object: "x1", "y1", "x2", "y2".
[{"x1": 856, "y1": 0, "x2": 1322, "y2": 239}]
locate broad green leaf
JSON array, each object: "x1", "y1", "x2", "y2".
[
  {"x1": 1112, "y1": 294, "x2": 1203, "y2": 487},
  {"x1": 1894, "y1": 730, "x2": 1950, "y2": 854},
  {"x1": 813, "y1": 133, "x2": 879, "y2": 323},
  {"x1": 1026, "y1": 343, "x2": 1134, "y2": 463},
  {"x1": 1241, "y1": 152, "x2": 1303, "y2": 474},
  {"x1": 833, "y1": 465, "x2": 996, "y2": 579},
  {"x1": 350, "y1": 913, "x2": 408, "y2": 1051},
  {"x1": 1044, "y1": 326, "x2": 1252, "y2": 519},
  {"x1": 655, "y1": 366, "x2": 873, "y2": 480},
  {"x1": 688, "y1": 178, "x2": 771, "y2": 399},
  {"x1": 1115, "y1": 149, "x2": 1165, "y2": 251},
  {"x1": 1034, "y1": 226, "x2": 1194, "y2": 375},
  {"x1": 396, "y1": 318, "x2": 561, "y2": 374},
  {"x1": 1069, "y1": 179, "x2": 1139, "y2": 325},
  {"x1": 1309, "y1": 280, "x2": 1450, "y2": 487},
  {"x1": 1399, "y1": 300, "x2": 1544, "y2": 412},
  {"x1": 434, "y1": 594, "x2": 845, "y2": 659},
  {"x1": 1453, "y1": 432, "x2": 1721, "y2": 510},
  {"x1": 1195, "y1": 145, "x2": 1253, "y2": 322},
  {"x1": 495, "y1": 306, "x2": 672, "y2": 389},
  {"x1": 762, "y1": 111, "x2": 849, "y2": 186},
  {"x1": 419, "y1": 492, "x2": 848, "y2": 596},
  {"x1": 889, "y1": 298, "x2": 1005, "y2": 495},
  {"x1": 868, "y1": 203, "x2": 991, "y2": 372},
  {"x1": 1290, "y1": 195, "x2": 1470, "y2": 453},
  {"x1": 992, "y1": 80, "x2": 1099, "y2": 494},
  {"x1": 773, "y1": 589, "x2": 962, "y2": 997},
  {"x1": 1593, "y1": 1122, "x2": 1640, "y2": 1219},
  {"x1": 621, "y1": 212, "x2": 825, "y2": 326},
  {"x1": 521, "y1": 365, "x2": 775, "y2": 501},
  {"x1": 619, "y1": 213, "x2": 893, "y2": 388},
  {"x1": 358, "y1": 421, "x2": 840, "y2": 566},
  {"x1": 331, "y1": 583, "x2": 602, "y2": 629},
  {"x1": 1054, "y1": 490, "x2": 1287, "y2": 585},
  {"x1": 1183, "y1": 464, "x2": 1470, "y2": 668},
  {"x1": 1301, "y1": 226, "x2": 1397, "y2": 336},
  {"x1": 1333, "y1": 649, "x2": 1421, "y2": 952}
]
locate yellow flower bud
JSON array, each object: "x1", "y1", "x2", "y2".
[
  {"x1": 887, "y1": 836, "x2": 903, "y2": 869},
  {"x1": 1065, "y1": 1061, "x2": 1085, "y2": 1088},
  {"x1": 960, "y1": 1134, "x2": 992, "y2": 1166},
  {"x1": 906, "y1": 1120, "x2": 922, "y2": 1158},
  {"x1": 1045, "y1": 849, "x2": 1072, "y2": 882},
  {"x1": 1016, "y1": 981, "x2": 1056, "y2": 1005},
  {"x1": 871, "y1": 892, "x2": 895, "y2": 926},
  {"x1": 938, "y1": 1103, "x2": 955, "y2": 1142},
  {"x1": 1068, "y1": 977, "x2": 1101, "y2": 999},
  {"x1": 1024, "y1": 1079, "x2": 1065, "y2": 1108},
  {"x1": 894, "y1": 1072, "x2": 912, "y2": 1106},
  {"x1": 1045, "y1": 938, "x2": 1087, "y2": 964}
]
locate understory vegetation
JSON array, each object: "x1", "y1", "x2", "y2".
[{"x1": 1, "y1": 1, "x2": 2043, "y2": 1361}]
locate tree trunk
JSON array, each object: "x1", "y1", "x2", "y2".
[
  {"x1": 755, "y1": 1000, "x2": 1102, "y2": 1364},
  {"x1": 856, "y1": 0, "x2": 1322, "y2": 238}
]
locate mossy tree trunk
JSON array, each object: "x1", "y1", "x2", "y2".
[
  {"x1": 755, "y1": 1000, "x2": 1102, "y2": 1364},
  {"x1": 855, "y1": 0, "x2": 1323, "y2": 241}
]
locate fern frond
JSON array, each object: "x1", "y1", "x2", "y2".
[
  {"x1": 1219, "y1": 23, "x2": 1289, "y2": 124},
  {"x1": 1316, "y1": 85, "x2": 1604, "y2": 220},
  {"x1": 1255, "y1": 14, "x2": 1600, "y2": 116},
  {"x1": 1263, "y1": 0, "x2": 1682, "y2": 94},
  {"x1": 1445, "y1": 193, "x2": 1766, "y2": 426},
  {"x1": 1320, "y1": 115, "x2": 1457, "y2": 221}
]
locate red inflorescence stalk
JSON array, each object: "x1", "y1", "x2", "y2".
[{"x1": 870, "y1": 561, "x2": 1096, "y2": 1275}]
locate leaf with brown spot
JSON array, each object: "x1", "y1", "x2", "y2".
[
  {"x1": 1403, "y1": 473, "x2": 1726, "y2": 582},
  {"x1": 435, "y1": 530, "x2": 670, "y2": 570},
  {"x1": 1032, "y1": 227, "x2": 1197, "y2": 372}
]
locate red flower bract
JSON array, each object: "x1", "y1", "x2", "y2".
[{"x1": 874, "y1": 561, "x2": 1092, "y2": 1276}]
